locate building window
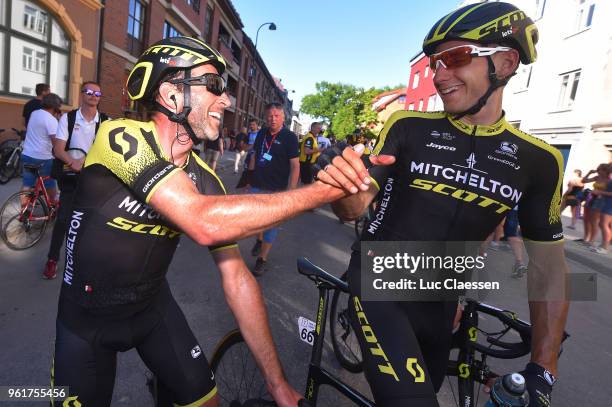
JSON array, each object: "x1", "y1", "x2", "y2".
[
  {"x1": 514, "y1": 65, "x2": 532, "y2": 91},
  {"x1": 574, "y1": 0, "x2": 595, "y2": 32},
  {"x1": 398, "y1": 95, "x2": 406, "y2": 104},
  {"x1": 2, "y1": 0, "x2": 70, "y2": 100},
  {"x1": 185, "y1": 0, "x2": 200, "y2": 13},
  {"x1": 424, "y1": 66, "x2": 430, "y2": 78},
  {"x1": 533, "y1": 0, "x2": 546, "y2": 19},
  {"x1": 163, "y1": 21, "x2": 181, "y2": 39},
  {"x1": 412, "y1": 71, "x2": 420, "y2": 89},
  {"x1": 557, "y1": 70, "x2": 581, "y2": 109},
  {"x1": 204, "y1": 5, "x2": 213, "y2": 44},
  {"x1": 427, "y1": 94, "x2": 438, "y2": 111},
  {"x1": 418, "y1": 99, "x2": 424, "y2": 111},
  {"x1": 408, "y1": 103, "x2": 414, "y2": 111},
  {"x1": 127, "y1": 0, "x2": 145, "y2": 56}
]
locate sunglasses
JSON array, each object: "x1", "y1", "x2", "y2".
[
  {"x1": 82, "y1": 88, "x2": 102, "y2": 97},
  {"x1": 429, "y1": 45, "x2": 512, "y2": 73},
  {"x1": 169, "y1": 73, "x2": 226, "y2": 96}
]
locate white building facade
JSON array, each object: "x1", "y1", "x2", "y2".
[{"x1": 461, "y1": 0, "x2": 612, "y2": 181}]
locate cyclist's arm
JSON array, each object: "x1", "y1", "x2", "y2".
[
  {"x1": 212, "y1": 247, "x2": 301, "y2": 405},
  {"x1": 518, "y1": 146, "x2": 568, "y2": 376},
  {"x1": 149, "y1": 171, "x2": 345, "y2": 245}
]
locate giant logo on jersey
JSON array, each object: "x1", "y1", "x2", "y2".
[{"x1": 109, "y1": 127, "x2": 138, "y2": 162}]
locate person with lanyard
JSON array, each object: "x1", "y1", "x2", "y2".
[
  {"x1": 298, "y1": 122, "x2": 324, "y2": 184},
  {"x1": 248, "y1": 103, "x2": 300, "y2": 275},
  {"x1": 43, "y1": 81, "x2": 110, "y2": 280}
]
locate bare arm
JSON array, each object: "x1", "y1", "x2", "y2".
[
  {"x1": 148, "y1": 171, "x2": 346, "y2": 246},
  {"x1": 524, "y1": 241, "x2": 570, "y2": 376},
  {"x1": 331, "y1": 188, "x2": 378, "y2": 220},
  {"x1": 288, "y1": 157, "x2": 299, "y2": 190},
  {"x1": 52, "y1": 138, "x2": 84, "y2": 172},
  {"x1": 213, "y1": 248, "x2": 301, "y2": 406}
]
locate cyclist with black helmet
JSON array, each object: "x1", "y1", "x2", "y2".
[
  {"x1": 314, "y1": 3, "x2": 568, "y2": 406},
  {"x1": 50, "y1": 37, "x2": 356, "y2": 407}
]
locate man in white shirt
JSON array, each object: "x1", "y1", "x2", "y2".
[
  {"x1": 44, "y1": 81, "x2": 109, "y2": 280},
  {"x1": 317, "y1": 131, "x2": 331, "y2": 150},
  {"x1": 21, "y1": 93, "x2": 62, "y2": 198}
]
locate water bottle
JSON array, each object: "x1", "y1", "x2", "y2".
[{"x1": 484, "y1": 372, "x2": 530, "y2": 407}]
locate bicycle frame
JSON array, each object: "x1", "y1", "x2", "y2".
[
  {"x1": 20, "y1": 170, "x2": 54, "y2": 223},
  {"x1": 303, "y1": 281, "x2": 373, "y2": 407}
]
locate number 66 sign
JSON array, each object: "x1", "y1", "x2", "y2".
[{"x1": 298, "y1": 316, "x2": 316, "y2": 346}]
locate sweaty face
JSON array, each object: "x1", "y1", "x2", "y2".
[
  {"x1": 265, "y1": 107, "x2": 284, "y2": 134},
  {"x1": 186, "y1": 64, "x2": 231, "y2": 141},
  {"x1": 432, "y1": 40, "x2": 491, "y2": 115}
]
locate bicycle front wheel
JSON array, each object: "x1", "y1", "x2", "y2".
[
  {"x1": 0, "y1": 191, "x2": 49, "y2": 250},
  {"x1": 210, "y1": 329, "x2": 276, "y2": 406},
  {"x1": 330, "y1": 272, "x2": 363, "y2": 373}
]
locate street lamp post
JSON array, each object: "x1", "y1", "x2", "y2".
[
  {"x1": 246, "y1": 22, "x2": 276, "y2": 125},
  {"x1": 255, "y1": 22, "x2": 276, "y2": 49}
]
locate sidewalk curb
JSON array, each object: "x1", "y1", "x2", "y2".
[{"x1": 564, "y1": 244, "x2": 611, "y2": 277}]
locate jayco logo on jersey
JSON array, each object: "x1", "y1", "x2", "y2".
[
  {"x1": 426, "y1": 142, "x2": 456, "y2": 151},
  {"x1": 191, "y1": 345, "x2": 202, "y2": 359}
]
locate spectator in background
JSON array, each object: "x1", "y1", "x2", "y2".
[
  {"x1": 204, "y1": 133, "x2": 223, "y2": 171},
  {"x1": 228, "y1": 129, "x2": 237, "y2": 152},
  {"x1": 21, "y1": 93, "x2": 62, "y2": 200},
  {"x1": 248, "y1": 103, "x2": 299, "y2": 275},
  {"x1": 43, "y1": 81, "x2": 110, "y2": 280},
  {"x1": 317, "y1": 128, "x2": 331, "y2": 150},
  {"x1": 235, "y1": 119, "x2": 260, "y2": 188},
  {"x1": 298, "y1": 122, "x2": 324, "y2": 185},
  {"x1": 580, "y1": 163, "x2": 610, "y2": 246},
  {"x1": 22, "y1": 83, "x2": 50, "y2": 128},
  {"x1": 234, "y1": 126, "x2": 248, "y2": 174},
  {"x1": 589, "y1": 163, "x2": 612, "y2": 254},
  {"x1": 560, "y1": 169, "x2": 584, "y2": 229}
]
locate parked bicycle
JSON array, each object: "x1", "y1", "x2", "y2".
[
  {"x1": 0, "y1": 128, "x2": 26, "y2": 184},
  {"x1": 0, "y1": 163, "x2": 58, "y2": 250},
  {"x1": 210, "y1": 257, "x2": 569, "y2": 407}
]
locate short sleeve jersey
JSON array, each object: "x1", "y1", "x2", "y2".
[
  {"x1": 59, "y1": 119, "x2": 237, "y2": 312},
  {"x1": 252, "y1": 127, "x2": 299, "y2": 191},
  {"x1": 362, "y1": 111, "x2": 564, "y2": 243}
]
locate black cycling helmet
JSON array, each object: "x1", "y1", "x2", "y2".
[
  {"x1": 126, "y1": 36, "x2": 226, "y2": 143},
  {"x1": 423, "y1": 2, "x2": 538, "y2": 118}
]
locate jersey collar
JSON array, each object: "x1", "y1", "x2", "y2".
[{"x1": 447, "y1": 112, "x2": 508, "y2": 136}]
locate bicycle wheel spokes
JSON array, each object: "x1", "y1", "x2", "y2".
[
  {"x1": 0, "y1": 191, "x2": 49, "y2": 250},
  {"x1": 330, "y1": 286, "x2": 363, "y2": 373},
  {"x1": 213, "y1": 333, "x2": 274, "y2": 407}
]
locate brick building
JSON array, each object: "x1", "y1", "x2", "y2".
[
  {"x1": 404, "y1": 52, "x2": 442, "y2": 113},
  {"x1": 0, "y1": 0, "x2": 103, "y2": 142},
  {"x1": 98, "y1": 0, "x2": 289, "y2": 134}
]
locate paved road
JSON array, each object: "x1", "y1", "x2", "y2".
[{"x1": 1, "y1": 156, "x2": 611, "y2": 406}]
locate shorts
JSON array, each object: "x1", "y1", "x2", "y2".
[
  {"x1": 250, "y1": 186, "x2": 280, "y2": 243},
  {"x1": 52, "y1": 282, "x2": 216, "y2": 406},
  {"x1": 602, "y1": 199, "x2": 612, "y2": 216},
  {"x1": 590, "y1": 197, "x2": 605, "y2": 211},
  {"x1": 21, "y1": 155, "x2": 57, "y2": 189},
  {"x1": 347, "y1": 253, "x2": 453, "y2": 406},
  {"x1": 503, "y1": 210, "x2": 520, "y2": 238},
  {"x1": 565, "y1": 197, "x2": 579, "y2": 207},
  {"x1": 204, "y1": 149, "x2": 220, "y2": 164}
]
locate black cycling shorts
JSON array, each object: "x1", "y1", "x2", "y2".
[
  {"x1": 52, "y1": 282, "x2": 216, "y2": 407},
  {"x1": 347, "y1": 254, "x2": 456, "y2": 407}
]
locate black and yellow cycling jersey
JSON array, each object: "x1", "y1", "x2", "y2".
[
  {"x1": 299, "y1": 132, "x2": 319, "y2": 164},
  {"x1": 363, "y1": 110, "x2": 563, "y2": 243},
  {"x1": 59, "y1": 119, "x2": 236, "y2": 313}
]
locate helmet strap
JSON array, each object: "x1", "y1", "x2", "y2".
[
  {"x1": 153, "y1": 69, "x2": 200, "y2": 145},
  {"x1": 453, "y1": 56, "x2": 511, "y2": 120}
]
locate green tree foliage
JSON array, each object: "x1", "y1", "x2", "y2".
[{"x1": 300, "y1": 81, "x2": 399, "y2": 140}]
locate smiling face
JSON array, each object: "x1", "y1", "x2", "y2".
[
  {"x1": 185, "y1": 64, "x2": 231, "y2": 141},
  {"x1": 432, "y1": 40, "x2": 493, "y2": 115}
]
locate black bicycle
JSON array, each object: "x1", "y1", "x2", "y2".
[
  {"x1": 0, "y1": 128, "x2": 26, "y2": 184},
  {"x1": 211, "y1": 258, "x2": 569, "y2": 406}
]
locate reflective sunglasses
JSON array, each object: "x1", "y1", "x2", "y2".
[
  {"x1": 169, "y1": 73, "x2": 226, "y2": 96},
  {"x1": 82, "y1": 88, "x2": 102, "y2": 97},
  {"x1": 429, "y1": 45, "x2": 512, "y2": 73}
]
